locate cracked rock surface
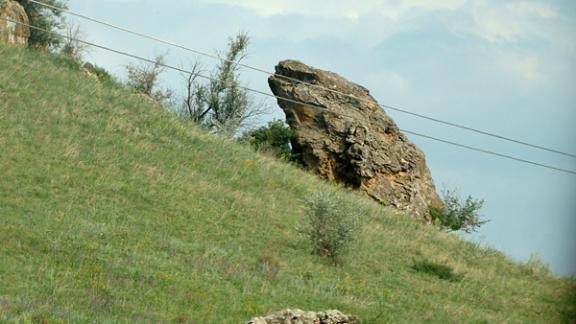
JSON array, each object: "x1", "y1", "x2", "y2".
[{"x1": 269, "y1": 60, "x2": 443, "y2": 219}]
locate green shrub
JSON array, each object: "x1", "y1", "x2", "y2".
[
  {"x1": 125, "y1": 54, "x2": 173, "y2": 104},
  {"x1": 300, "y1": 192, "x2": 361, "y2": 263},
  {"x1": 430, "y1": 189, "x2": 487, "y2": 233},
  {"x1": 239, "y1": 120, "x2": 294, "y2": 161},
  {"x1": 89, "y1": 64, "x2": 119, "y2": 85},
  {"x1": 18, "y1": 0, "x2": 68, "y2": 49},
  {"x1": 412, "y1": 259, "x2": 463, "y2": 282}
]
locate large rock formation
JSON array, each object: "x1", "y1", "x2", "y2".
[
  {"x1": 269, "y1": 60, "x2": 442, "y2": 219},
  {"x1": 247, "y1": 309, "x2": 358, "y2": 324},
  {"x1": 0, "y1": 0, "x2": 29, "y2": 46}
]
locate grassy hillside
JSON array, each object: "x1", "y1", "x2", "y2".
[{"x1": 0, "y1": 44, "x2": 574, "y2": 323}]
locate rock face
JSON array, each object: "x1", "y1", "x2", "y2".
[
  {"x1": 0, "y1": 0, "x2": 29, "y2": 46},
  {"x1": 247, "y1": 309, "x2": 358, "y2": 324},
  {"x1": 269, "y1": 60, "x2": 443, "y2": 219}
]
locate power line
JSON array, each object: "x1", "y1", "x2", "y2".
[
  {"x1": 401, "y1": 130, "x2": 576, "y2": 175},
  {"x1": 27, "y1": 0, "x2": 576, "y2": 160},
  {"x1": 3, "y1": 17, "x2": 576, "y2": 176}
]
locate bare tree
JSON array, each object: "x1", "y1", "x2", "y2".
[
  {"x1": 180, "y1": 33, "x2": 267, "y2": 135},
  {"x1": 61, "y1": 22, "x2": 90, "y2": 61},
  {"x1": 181, "y1": 62, "x2": 209, "y2": 122}
]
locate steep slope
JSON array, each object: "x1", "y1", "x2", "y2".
[{"x1": 0, "y1": 45, "x2": 574, "y2": 323}]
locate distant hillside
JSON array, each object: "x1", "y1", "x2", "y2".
[{"x1": 0, "y1": 44, "x2": 574, "y2": 323}]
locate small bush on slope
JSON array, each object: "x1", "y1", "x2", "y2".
[
  {"x1": 430, "y1": 188, "x2": 488, "y2": 233},
  {"x1": 239, "y1": 119, "x2": 294, "y2": 161},
  {"x1": 412, "y1": 259, "x2": 463, "y2": 282},
  {"x1": 299, "y1": 191, "x2": 361, "y2": 264},
  {"x1": 125, "y1": 54, "x2": 173, "y2": 104}
]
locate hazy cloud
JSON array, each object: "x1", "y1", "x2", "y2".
[
  {"x1": 193, "y1": 0, "x2": 566, "y2": 45},
  {"x1": 456, "y1": 1, "x2": 560, "y2": 43},
  {"x1": 195, "y1": 0, "x2": 466, "y2": 19}
]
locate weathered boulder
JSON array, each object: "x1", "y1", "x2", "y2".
[
  {"x1": 0, "y1": 0, "x2": 29, "y2": 46},
  {"x1": 269, "y1": 60, "x2": 443, "y2": 219},
  {"x1": 247, "y1": 309, "x2": 358, "y2": 324}
]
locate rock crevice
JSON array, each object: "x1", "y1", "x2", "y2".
[{"x1": 269, "y1": 60, "x2": 442, "y2": 218}]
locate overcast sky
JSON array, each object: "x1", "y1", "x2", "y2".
[{"x1": 66, "y1": 0, "x2": 576, "y2": 276}]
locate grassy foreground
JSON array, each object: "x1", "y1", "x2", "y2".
[{"x1": 0, "y1": 45, "x2": 574, "y2": 323}]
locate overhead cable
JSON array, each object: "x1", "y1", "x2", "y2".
[
  {"x1": 3, "y1": 17, "x2": 575, "y2": 176},
  {"x1": 401, "y1": 130, "x2": 576, "y2": 175},
  {"x1": 26, "y1": 0, "x2": 576, "y2": 160}
]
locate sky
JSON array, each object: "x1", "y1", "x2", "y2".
[{"x1": 65, "y1": 0, "x2": 576, "y2": 276}]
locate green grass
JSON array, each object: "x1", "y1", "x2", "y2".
[{"x1": 0, "y1": 44, "x2": 574, "y2": 323}]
